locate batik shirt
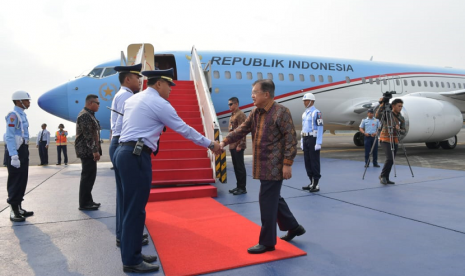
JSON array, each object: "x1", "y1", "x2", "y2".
[
  {"x1": 228, "y1": 109, "x2": 247, "y2": 150},
  {"x1": 75, "y1": 107, "x2": 101, "y2": 158},
  {"x1": 375, "y1": 103, "x2": 406, "y2": 144}
]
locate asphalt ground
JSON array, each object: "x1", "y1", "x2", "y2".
[{"x1": 2, "y1": 128, "x2": 464, "y2": 171}]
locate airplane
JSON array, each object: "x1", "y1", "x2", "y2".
[{"x1": 38, "y1": 48, "x2": 465, "y2": 149}]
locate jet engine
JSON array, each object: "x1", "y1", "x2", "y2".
[{"x1": 395, "y1": 97, "x2": 462, "y2": 145}]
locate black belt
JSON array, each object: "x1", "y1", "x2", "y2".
[{"x1": 120, "y1": 142, "x2": 152, "y2": 154}]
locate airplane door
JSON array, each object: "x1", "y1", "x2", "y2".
[
  {"x1": 154, "y1": 54, "x2": 177, "y2": 80},
  {"x1": 380, "y1": 75, "x2": 404, "y2": 94}
]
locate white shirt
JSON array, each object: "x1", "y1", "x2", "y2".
[
  {"x1": 36, "y1": 129, "x2": 50, "y2": 146},
  {"x1": 119, "y1": 87, "x2": 211, "y2": 152},
  {"x1": 110, "y1": 86, "x2": 134, "y2": 136}
]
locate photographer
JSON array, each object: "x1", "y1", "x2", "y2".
[{"x1": 375, "y1": 98, "x2": 406, "y2": 184}]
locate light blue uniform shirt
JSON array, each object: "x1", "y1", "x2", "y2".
[
  {"x1": 359, "y1": 117, "x2": 380, "y2": 135},
  {"x1": 302, "y1": 106, "x2": 324, "y2": 145},
  {"x1": 110, "y1": 86, "x2": 134, "y2": 137},
  {"x1": 119, "y1": 87, "x2": 211, "y2": 152},
  {"x1": 5, "y1": 106, "x2": 29, "y2": 156}
]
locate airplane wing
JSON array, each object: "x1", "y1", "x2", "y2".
[{"x1": 439, "y1": 89, "x2": 465, "y2": 100}]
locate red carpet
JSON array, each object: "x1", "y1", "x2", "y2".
[{"x1": 145, "y1": 197, "x2": 307, "y2": 276}]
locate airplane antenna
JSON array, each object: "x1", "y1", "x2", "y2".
[
  {"x1": 370, "y1": 56, "x2": 373, "y2": 61},
  {"x1": 120, "y1": 51, "x2": 127, "y2": 66}
]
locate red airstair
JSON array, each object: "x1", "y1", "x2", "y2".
[{"x1": 148, "y1": 80, "x2": 218, "y2": 201}]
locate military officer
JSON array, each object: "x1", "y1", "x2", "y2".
[
  {"x1": 113, "y1": 68, "x2": 220, "y2": 273},
  {"x1": 5, "y1": 91, "x2": 34, "y2": 222},
  {"x1": 359, "y1": 109, "x2": 380, "y2": 167},
  {"x1": 301, "y1": 93, "x2": 323, "y2": 192},
  {"x1": 109, "y1": 63, "x2": 149, "y2": 248}
]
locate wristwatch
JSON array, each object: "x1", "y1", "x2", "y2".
[{"x1": 208, "y1": 142, "x2": 215, "y2": 150}]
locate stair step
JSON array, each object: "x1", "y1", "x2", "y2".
[
  {"x1": 169, "y1": 94, "x2": 197, "y2": 100},
  {"x1": 176, "y1": 111, "x2": 201, "y2": 119},
  {"x1": 168, "y1": 105, "x2": 199, "y2": 112},
  {"x1": 155, "y1": 149, "x2": 208, "y2": 159},
  {"x1": 159, "y1": 140, "x2": 203, "y2": 149},
  {"x1": 152, "y1": 168, "x2": 213, "y2": 181},
  {"x1": 152, "y1": 158, "x2": 211, "y2": 169},
  {"x1": 148, "y1": 185, "x2": 217, "y2": 201},
  {"x1": 169, "y1": 99, "x2": 198, "y2": 105},
  {"x1": 165, "y1": 124, "x2": 203, "y2": 132},
  {"x1": 160, "y1": 131, "x2": 204, "y2": 140}
]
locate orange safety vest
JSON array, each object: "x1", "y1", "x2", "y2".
[{"x1": 55, "y1": 130, "x2": 68, "y2": 146}]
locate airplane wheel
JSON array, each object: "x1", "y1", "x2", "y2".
[
  {"x1": 440, "y1": 135, "x2": 457, "y2": 149},
  {"x1": 353, "y1": 132, "x2": 364, "y2": 147},
  {"x1": 425, "y1": 142, "x2": 440, "y2": 149}
]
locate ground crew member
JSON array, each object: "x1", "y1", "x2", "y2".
[
  {"x1": 301, "y1": 93, "x2": 323, "y2": 192},
  {"x1": 113, "y1": 68, "x2": 220, "y2": 273},
  {"x1": 227, "y1": 96, "x2": 247, "y2": 195},
  {"x1": 5, "y1": 91, "x2": 34, "y2": 222},
  {"x1": 359, "y1": 109, "x2": 380, "y2": 167},
  {"x1": 109, "y1": 63, "x2": 149, "y2": 248},
  {"x1": 55, "y1": 124, "x2": 68, "y2": 165},
  {"x1": 36, "y1": 123, "x2": 50, "y2": 166}
]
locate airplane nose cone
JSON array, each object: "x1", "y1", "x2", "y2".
[{"x1": 38, "y1": 83, "x2": 70, "y2": 120}]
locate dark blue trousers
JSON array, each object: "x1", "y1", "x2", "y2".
[
  {"x1": 259, "y1": 180, "x2": 299, "y2": 246},
  {"x1": 38, "y1": 141, "x2": 48, "y2": 164},
  {"x1": 230, "y1": 149, "x2": 247, "y2": 190},
  {"x1": 114, "y1": 145, "x2": 152, "y2": 266},
  {"x1": 303, "y1": 136, "x2": 321, "y2": 181},
  {"x1": 57, "y1": 145, "x2": 68, "y2": 164},
  {"x1": 6, "y1": 145, "x2": 29, "y2": 205},
  {"x1": 109, "y1": 136, "x2": 122, "y2": 241},
  {"x1": 364, "y1": 136, "x2": 378, "y2": 165}
]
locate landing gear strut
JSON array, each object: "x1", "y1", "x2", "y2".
[
  {"x1": 353, "y1": 132, "x2": 364, "y2": 147},
  {"x1": 425, "y1": 135, "x2": 457, "y2": 149}
]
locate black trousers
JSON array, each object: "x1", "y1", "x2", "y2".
[
  {"x1": 380, "y1": 142, "x2": 398, "y2": 179},
  {"x1": 259, "y1": 180, "x2": 299, "y2": 246},
  {"x1": 230, "y1": 149, "x2": 247, "y2": 190},
  {"x1": 57, "y1": 145, "x2": 68, "y2": 164},
  {"x1": 38, "y1": 141, "x2": 48, "y2": 164},
  {"x1": 79, "y1": 157, "x2": 97, "y2": 207},
  {"x1": 303, "y1": 136, "x2": 321, "y2": 181},
  {"x1": 6, "y1": 145, "x2": 29, "y2": 205}
]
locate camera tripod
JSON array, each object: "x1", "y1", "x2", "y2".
[{"x1": 362, "y1": 100, "x2": 414, "y2": 180}]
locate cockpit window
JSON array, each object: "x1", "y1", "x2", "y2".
[
  {"x1": 87, "y1": 68, "x2": 104, "y2": 78},
  {"x1": 102, "y1": 67, "x2": 117, "y2": 78}
]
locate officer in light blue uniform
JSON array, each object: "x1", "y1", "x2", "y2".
[
  {"x1": 113, "y1": 68, "x2": 220, "y2": 273},
  {"x1": 359, "y1": 109, "x2": 380, "y2": 167},
  {"x1": 301, "y1": 93, "x2": 323, "y2": 192},
  {"x1": 5, "y1": 91, "x2": 34, "y2": 222},
  {"x1": 109, "y1": 63, "x2": 149, "y2": 248}
]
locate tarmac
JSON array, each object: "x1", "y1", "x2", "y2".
[{"x1": 1, "y1": 129, "x2": 465, "y2": 276}]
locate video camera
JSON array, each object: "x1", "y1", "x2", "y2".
[{"x1": 381, "y1": 91, "x2": 396, "y2": 104}]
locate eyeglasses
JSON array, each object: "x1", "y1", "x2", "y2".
[
  {"x1": 92, "y1": 101, "x2": 100, "y2": 105},
  {"x1": 228, "y1": 103, "x2": 234, "y2": 106}
]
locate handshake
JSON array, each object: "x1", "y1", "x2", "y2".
[{"x1": 208, "y1": 141, "x2": 226, "y2": 155}]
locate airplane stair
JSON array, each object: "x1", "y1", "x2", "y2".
[{"x1": 149, "y1": 80, "x2": 217, "y2": 201}]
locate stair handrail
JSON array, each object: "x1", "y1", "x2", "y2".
[{"x1": 189, "y1": 46, "x2": 223, "y2": 180}]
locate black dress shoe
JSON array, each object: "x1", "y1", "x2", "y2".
[
  {"x1": 123, "y1": 261, "x2": 159, "y2": 273},
  {"x1": 280, "y1": 225, "x2": 306, "y2": 241},
  {"x1": 56, "y1": 163, "x2": 61, "y2": 165},
  {"x1": 386, "y1": 179, "x2": 395, "y2": 184},
  {"x1": 78, "y1": 204, "x2": 99, "y2": 211},
  {"x1": 302, "y1": 184, "x2": 312, "y2": 190},
  {"x1": 233, "y1": 189, "x2": 247, "y2": 195},
  {"x1": 229, "y1": 187, "x2": 238, "y2": 193},
  {"x1": 373, "y1": 164, "x2": 380, "y2": 167},
  {"x1": 142, "y1": 254, "x2": 158, "y2": 263},
  {"x1": 116, "y1": 237, "x2": 149, "y2": 247},
  {"x1": 92, "y1": 202, "x2": 101, "y2": 207},
  {"x1": 379, "y1": 175, "x2": 388, "y2": 185},
  {"x1": 143, "y1": 233, "x2": 149, "y2": 239},
  {"x1": 247, "y1": 244, "x2": 275, "y2": 254},
  {"x1": 19, "y1": 205, "x2": 34, "y2": 217}
]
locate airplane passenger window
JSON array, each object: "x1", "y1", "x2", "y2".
[
  {"x1": 346, "y1": 77, "x2": 351, "y2": 83},
  {"x1": 310, "y1": 75, "x2": 315, "y2": 82},
  {"x1": 404, "y1": 80, "x2": 408, "y2": 86},
  {"x1": 430, "y1": 81, "x2": 434, "y2": 87},
  {"x1": 257, "y1": 72, "x2": 263, "y2": 80},
  {"x1": 361, "y1": 77, "x2": 366, "y2": 84},
  {"x1": 369, "y1": 78, "x2": 373, "y2": 84},
  {"x1": 267, "y1": 73, "x2": 273, "y2": 80},
  {"x1": 458, "y1": 83, "x2": 462, "y2": 89},
  {"x1": 396, "y1": 79, "x2": 400, "y2": 86},
  {"x1": 225, "y1": 71, "x2": 231, "y2": 79},
  {"x1": 102, "y1": 67, "x2": 117, "y2": 78},
  {"x1": 441, "y1": 82, "x2": 444, "y2": 88},
  {"x1": 452, "y1": 83, "x2": 456, "y2": 88},
  {"x1": 417, "y1": 80, "x2": 421, "y2": 87},
  {"x1": 299, "y1": 74, "x2": 305, "y2": 82},
  {"x1": 87, "y1": 68, "x2": 104, "y2": 79},
  {"x1": 318, "y1": 75, "x2": 324, "y2": 82},
  {"x1": 383, "y1": 79, "x2": 387, "y2": 85},
  {"x1": 289, "y1": 74, "x2": 294, "y2": 81},
  {"x1": 424, "y1": 81, "x2": 428, "y2": 87},
  {"x1": 246, "y1": 72, "x2": 252, "y2": 80},
  {"x1": 236, "y1": 71, "x2": 242, "y2": 79},
  {"x1": 411, "y1": 80, "x2": 415, "y2": 86},
  {"x1": 447, "y1": 82, "x2": 450, "y2": 88},
  {"x1": 435, "y1": 81, "x2": 439, "y2": 87},
  {"x1": 279, "y1": 73, "x2": 284, "y2": 81},
  {"x1": 375, "y1": 78, "x2": 380, "y2": 85},
  {"x1": 328, "y1": 76, "x2": 333, "y2": 83},
  {"x1": 213, "y1": 71, "x2": 220, "y2": 79}
]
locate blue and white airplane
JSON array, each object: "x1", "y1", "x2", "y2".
[{"x1": 38, "y1": 50, "x2": 465, "y2": 149}]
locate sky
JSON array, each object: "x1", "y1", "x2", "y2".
[{"x1": 1, "y1": 0, "x2": 464, "y2": 140}]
